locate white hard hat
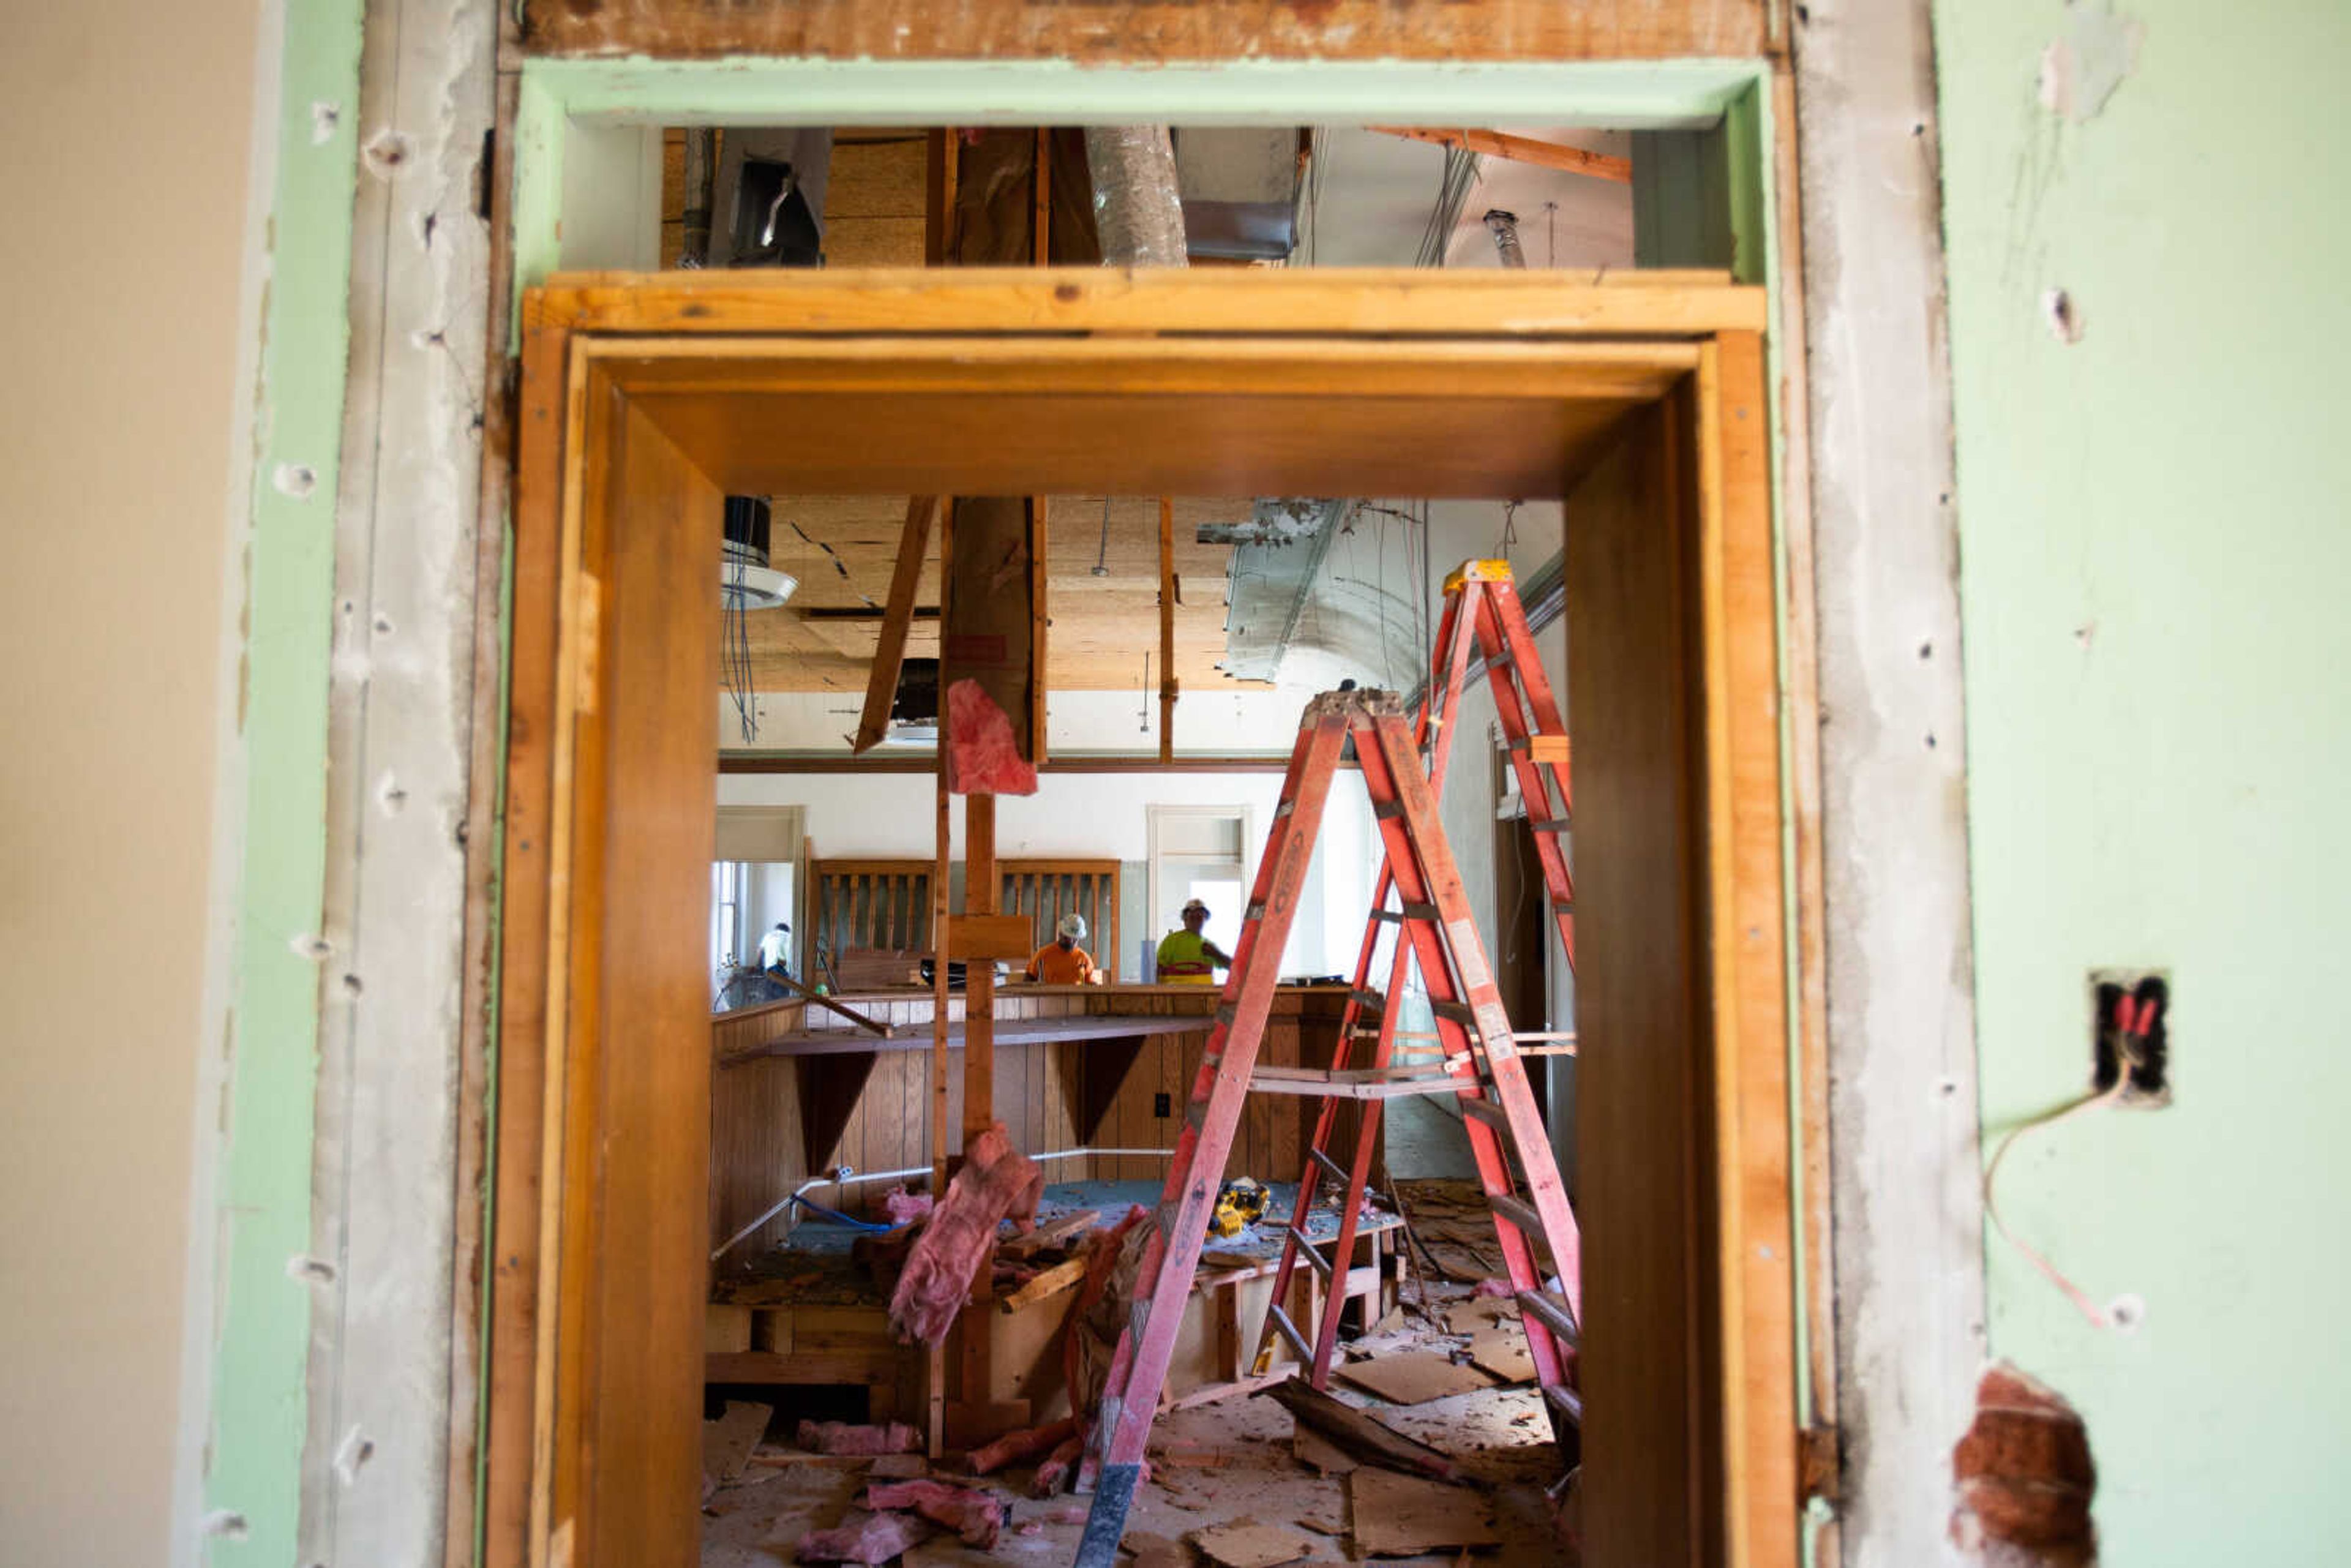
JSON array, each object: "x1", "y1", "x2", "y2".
[{"x1": 1057, "y1": 913, "x2": 1087, "y2": 940}]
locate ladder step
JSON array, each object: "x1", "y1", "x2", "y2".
[
  {"x1": 1288, "y1": 1227, "x2": 1333, "y2": 1277},
  {"x1": 1370, "y1": 902, "x2": 1439, "y2": 923},
  {"x1": 1543, "y1": 1382, "x2": 1586, "y2": 1427},
  {"x1": 1250, "y1": 1065, "x2": 1464, "y2": 1100},
  {"x1": 1310, "y1": 1146, "x2": 1349, "y2": 1184},
  {"x1": 1372, "y1": 800, "x2": 1404, "y2": 820},
  {"x1": 1460, "y1": 1095, "x2": 1510, "y2": 1131},
  {"x1": 1351, "y1": 989, "x2": 1387, "y2": 1012},
  {"x1": 1267, "y1": 1304, "x2": 1313, "y2": 1365},
  {"x1": 1518, "y1": 1288, "x2": 1581, "y2": 1347},
  {"x1": 1430, "y1": 998, "x2": 1477, "y2": 1026},
  {"x1": 1490, "y1": 1191, "x2": 1547, "y2": 1239},
  {"x1": 1530, "y1": 817, "x2": 1572, "y2": 834}
]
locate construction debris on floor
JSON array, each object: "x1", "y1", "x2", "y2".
[{"x1": 701, "y1": 1263, "x2": 1574, "y2": 1567}]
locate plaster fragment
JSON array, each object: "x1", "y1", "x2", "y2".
[
  {"x1": 310, "y1": 102, "x2": 339, "y2": 145},
  {"x1": 333, "y1": 1427, "x2": 375, "y2": 1485},
  {"x1": 2039, "y1": 2, "x2": 2144, "y2": 124},
  {"x1": 362, "y1": 129, "x2": 413, "y2": 178},
  {"x1": 272, "y1": 462, "x2": 318, "y2": 500}
]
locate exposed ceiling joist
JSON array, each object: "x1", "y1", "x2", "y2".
[{"x1": 1365, "y1": 126, "x2": 1632, "y2": 183}]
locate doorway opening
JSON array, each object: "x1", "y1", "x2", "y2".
[{"x1": 487, "y1": 267, "x2": 1791, "y2": 1568}]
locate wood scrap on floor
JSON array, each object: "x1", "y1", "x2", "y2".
[
  {"x1": 1190, "y1": 1518, "x2": 1319, "y2": 1568},
  {"x1": 1333, "y1": 1351, "x2": 1494, "y2": 1406},
  {"x1": 998, "y1": 1207, "x2": 1099, "y2": 1259},
  {"x1": 702, "y1": 1401, "x2": 773, "y2": 1484},
  {"x1": 1291, "y1": 1425, "x2": 1359, "y2": 1476},
  {"x1": 889, "y1": 1122, "x2": 1043, "y2": 1344},
  {"x1": 1346, "y1": 1470, "x2": 1501, "y2": 1556},
  {"x1": 1441, "y1": 1296, "x2": 1520, "y2": 1336},
  {"x1": 1120, "y1": 1531, "x2": 1191, "y2": 1568},
  {"x1": 1262, "y1": 1376, "x2": 1458, "y2": 1482},
  {"x1": 998, "y1": 1255, "x2": 1087, "y2": 1311}
]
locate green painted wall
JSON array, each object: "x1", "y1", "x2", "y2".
[{"x1": 1937, "y1": 1, "x2": 2351, "y2": 1558}]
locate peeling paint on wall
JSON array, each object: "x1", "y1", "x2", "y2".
[{"x1": 2038, "y1": 2, "x2": 2143, "y2": 124}]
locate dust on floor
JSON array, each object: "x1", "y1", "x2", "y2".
[{"x1": 702, "y1": 1281, "x2": 1573, "y2": 1567}]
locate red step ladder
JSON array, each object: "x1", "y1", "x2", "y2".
[
  {"x1": 1070, "y1": 683, "x2": 1582, "y2": 1566},
  {"x1": 1250, "y1": 557, "x2": 1581, "y2": 1393}
]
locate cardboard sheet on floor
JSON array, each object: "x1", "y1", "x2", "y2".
[
  {"x1": 703, "y1": 1400, "x2": 773, "y2": 1482},
  {"x1": 1121, "y1": 1532, "x2": 1190, "y2": 1568},
  {"x1": 1333, "y1": 1351, "x2": 1493, "y2": 1405},
  {"x1": 1466, "y1": 1328, "x2": 1537, "y2": 1384},
  {"x1": 1347, "y1": 1471, "x2": 1501, "y2": 1556},
  {"x1": 1190, "y1": 1518, "x2": 1320, "y2": 1568},
  {"x1": 1442, "y1": 1296, "x2": 1520, "y2": 1335},
  {"x1": 1291, "y1": 1425, "x2": 1359, "y2": 1476}
]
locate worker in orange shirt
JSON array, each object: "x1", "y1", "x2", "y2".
[{"x1": 1025, "y1": 913, "x2": 1103, "y2": 985}]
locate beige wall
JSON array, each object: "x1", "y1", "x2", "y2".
[{"x1": 0, "y1": 4, "x2": 261, "y2": 1561}]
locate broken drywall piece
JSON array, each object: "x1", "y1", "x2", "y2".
[
  {"x1": 2039, "y1": 2, "x2": 2145, "y2": 124},
  {"x1": 1333, "y1": 1350, "x2": 1494, "y2": 1406},
  {"x1": 1441, "y1": 1296, "x2": 1518, "y2": 1335},
  {"x1": 1950, "y1": 1362, "x2": 2098, "y2": 1566},
  {"x1": 703, "y1": 1400, "x2": 774, "y2": 1482},
  {"x1": 1347, "y1": 1471, "x2": 1501, "y2": 1556},
  {"x1": 1122, "y1": 1531, "x2": 1191, "y2": 1568},
  {"x1": 1190, "y1": 1518, "x2": 1319, "y2": 1568}
]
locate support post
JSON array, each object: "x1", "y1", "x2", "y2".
[
  {"x1": 1158, "y1": 498, "x2": 1176, "y2": 762},
  {"x1": 854, "y1": 494, "x2": 939, "y2": 754}
]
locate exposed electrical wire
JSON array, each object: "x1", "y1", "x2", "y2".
[{"x1": 721, "y1": 558, "x2": 760, "y2": 743}]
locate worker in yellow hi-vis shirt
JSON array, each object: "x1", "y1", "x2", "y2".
[{"x1": 1154, "y1": 897, "x2": 1233, "y2": 985}]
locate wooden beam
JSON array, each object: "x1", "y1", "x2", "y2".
[
  {"x1": 927, "y1": 765, "x2": 951, "y2": 1457},
  {"x1": 721, "y1": 753, "x2": 1338, "y2": 776},
  {"x1": 762, "y1": 967, "x2": 893, "y2": 1038},
  {"x1": 1158, "y1": 498, "x2": 1176, "y2": 762},
  {"x1": 852, "y1": 493, "x2": 940, "y2": 754},
  {"x1": 1366, "y1": 126, "x2": 1632, "y2": 184}
]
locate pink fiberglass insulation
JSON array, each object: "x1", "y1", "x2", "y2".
[
  {"x1": 866, "y1": 1479, "x2": 1005, "y2": 1549},
  {"x1": 795, "y1": 1509, "x2": 930, "y2": 1564},
  {"x1": 795, "y1": 1419, "x2": 920, "y2": 1456},
  {"x1": 943, "y1": 678, "x2": 1038, "y2": 796},
  {"x1": 889, "y1": 1123, "x2": 1043, "y2": 1345},
  {"x1": 882, "y1": 1185, "x2": 933, "y2": 1226}
]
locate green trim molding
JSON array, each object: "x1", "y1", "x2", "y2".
[{"x1": 206, "y1": 0, "x2": 367, "y2": 1562}]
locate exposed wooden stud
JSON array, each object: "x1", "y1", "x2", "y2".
[
  {"x1": 852, "y1": 493, "x2": 939, "y2": 754},
  {"x1": 1158, "y1": 497, "x2": 1176, "y2": 762},
  {"x1": 1365, "y1": 126, "x2": 1632, "y2": 183},
  {"x1": 928, "y1": 763, "x2": 951, "y2": 1457}
]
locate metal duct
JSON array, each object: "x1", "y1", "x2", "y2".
[
  {"x1": 1084, "y1": 126, "x2": 1188, "y2": 268},
  {"x1": 1484, "y1": 209, "x2": 1528, "y2": 269}
]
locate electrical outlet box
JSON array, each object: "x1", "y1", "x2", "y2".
[
  {"x1": 2090, "y1": 970, "x2": 2170, "y2": 1107},
  {"x1": 1153, "y1": 1092, "x2": 1172, "y2": 1118}
]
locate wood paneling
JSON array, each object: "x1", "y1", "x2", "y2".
[
  {"x1": 1564, "y1": 389, "x2": 1712, "y2": 1566},
  {"x1": 520, "y1": 0, "x2": 1770, "y2": 63}
]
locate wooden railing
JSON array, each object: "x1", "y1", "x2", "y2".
[
  {"x1": 809, "y1": 856, "x2": 1123, "y2": 983},
  {"x1": 999, "y1": 858, "x2": 1121, "y2": 979}
]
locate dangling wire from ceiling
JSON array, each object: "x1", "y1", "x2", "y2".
[
  {"x1": 1414, "y1": 145, "x2": 1485, "y2": 269},
  {"x1": 1092, "y1": 496, "x2": 1113, "y2": 576},
  {"x1": 722, "y1": 557, "x2": 760, "y2": 743}
]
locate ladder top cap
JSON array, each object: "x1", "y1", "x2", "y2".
[
  {"x1": 1302, "y1": 688, "x2": 1406, "y2": 721},
  {"x1": 1442, "y1": 558, "x2": 1515, "y2": 594}
]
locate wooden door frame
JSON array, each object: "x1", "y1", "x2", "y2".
[{"x1": 489, "y1": 266, "x2": 1793, "y2": 1567}]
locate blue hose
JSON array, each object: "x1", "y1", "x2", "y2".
[{"x1": 788, "y1": 1193, "x2": 894, "y2": 1232}]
